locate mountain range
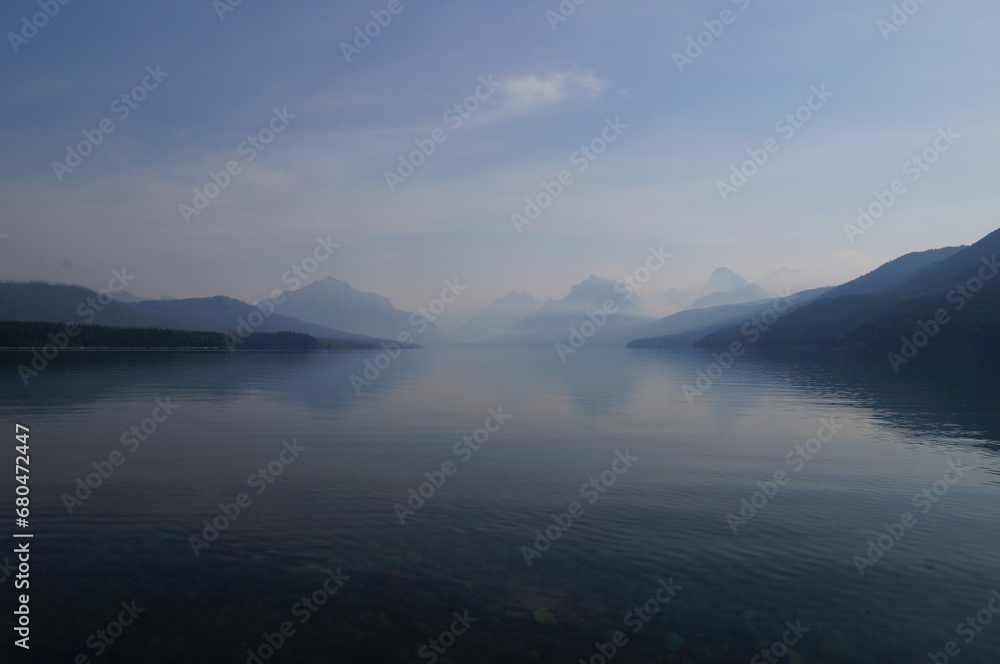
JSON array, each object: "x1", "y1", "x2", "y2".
[
  {"x1": 3, "y1": 228, "x2": 997, "y2": 353},
  {"x1": 0, "y1": 264, "x2": 773, "y2": 349},
  {"x1": 0, "y1": 282, "x2": 390, "y2": 347},
  {"x1": 690, "y1": 233, "x2": 998, "y2": 351},
  {"x1": 262, "y1": 277, "x2": 450, "y2": 345}
]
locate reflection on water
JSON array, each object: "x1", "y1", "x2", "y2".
[{"x1": 1, "y1": 347, "x2": 999, "y2": 663}]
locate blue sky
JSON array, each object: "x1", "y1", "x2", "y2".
[{"x1": 1, "y1": 0, "x2": 998, "y2": 311}]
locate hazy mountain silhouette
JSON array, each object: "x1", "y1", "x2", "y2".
[
  {"x1": 433, "y1": 305, "x2": 483, "y2": 335},
  {"x1": 634, "y1": 288, "x2": 691, "y2": 320},
  {"x1": 450, "y1": 291, "x2": 541, "y2": 344},
  {"x1": 109, "y1": 290, "x2": 146, "y2": 304},
  {"x1": 129, "y1": 296, "x2": 382, "y2": 342},
  {"x1": 687, "y1": 267, "x2": 768, "y2": 309},
  {"x1": 689, "y1": 283, "x2": 769, "y2": 309},
  {"x1": 627, "y1": 288, "x2": 831, "y2": 348},
  {"x1": 266, "y1": 276, "x2": 449, "y2": 345},
  {"x1": 693, "y1": 229, "x2": 1000, "y2": 350},
  {"x1": 756, "y1": 267, "x2": 806, "y2": 296},
  {"x1": 10, "y1": 229, "x2": 998, "y2": 354},
  {"x1": 497, "y1": 275, "x2": 652, "y2": 346},
  {"x1": 700, "y1": 267, "x2": 749, "y2": 294}
]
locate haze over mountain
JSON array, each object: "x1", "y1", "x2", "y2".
[
  {"x1": 627, "y1": 287, "x2": 832, "y2": 348},
  {"x1": 634, "y1": 288, "x2": 691, "y2": 320},
  {"x1": 689, "y1": 283, "x2": 769, "y2": 310},
  {"x1": 686, "y1": 267, "x2": 769, "y2": 310},
  {"x1": 447, "y1": 270, "x2": 783, "y2": 347},
  {"x1": 265, "y1": 277, "x2": 449, "y2": 345},
  {"x1": 700, "y1": 267, "x2": 750, "y2": 295},
  {"x1": 693, "y1": 229, "x2": 1000, "y2": 352},
  {"x1": 506, "y1": 275, "x2": 652, "y2": 347},
  {"x1": 109, "y1": 290, "x2": 146, "y2": 304},
  {"x1": 6, "y1": 230, "x2": 999, "y2": 354},
  {"x1": 450, "y1": 291, "x2": 541, "y2": 345},
  {"x1": 432, "y1": 306, "x2": 483, "y2": 336},
  {"x1": 757, "y1": 268, "x2": 807, "y2": 297}
]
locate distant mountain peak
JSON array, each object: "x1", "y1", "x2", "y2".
[
  {"x1": 267, "y1": 277, "x2": 448, "y2": 344},
  {"x1": 564, "y1": 274, "x2": 614, "y2": 292},
  {"x1": 313, "y1": 276, "x2": 352, "y2": 288},
  {"x1": 292, "y1": 276, "x2": 398, "y2": 310},
  {"x1": 702, "y1": 267, "x2": 749, "y2": 294},
  {"x1": 498, "y1": 290, "x2": 540, "y2": 304},
  {"x1": 560, "y1": 275, "x2": 629, "y2": 306},
  {"x1": 449, "y1": 290, "x2": 542, "y2": 344},
  {"x1": 109, "y1": 290, "x2": 145, "y2": 304}
]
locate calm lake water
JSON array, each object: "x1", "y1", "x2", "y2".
[{"x1": 2, "y1": 347, "x2": 1000, "y2": 663}]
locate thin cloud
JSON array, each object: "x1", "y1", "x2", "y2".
[{"x1": 498, "y1": 71, "x2": 609, "y2": 113}]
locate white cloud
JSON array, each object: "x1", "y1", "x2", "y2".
[{"x1": 498, "y1": 71, "x2": 609, "y2": 113}]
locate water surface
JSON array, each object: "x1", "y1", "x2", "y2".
[{"x1": 2, "y1": 347, "x2": 999, "y2": 663}]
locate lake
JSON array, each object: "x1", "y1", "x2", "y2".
[{"x1": 2, "y1": 346, "x2": 999, "y2": 663}]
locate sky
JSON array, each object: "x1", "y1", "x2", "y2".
[{"x1": 1, "y1": 0, "x2": 998, "y2": 312}]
